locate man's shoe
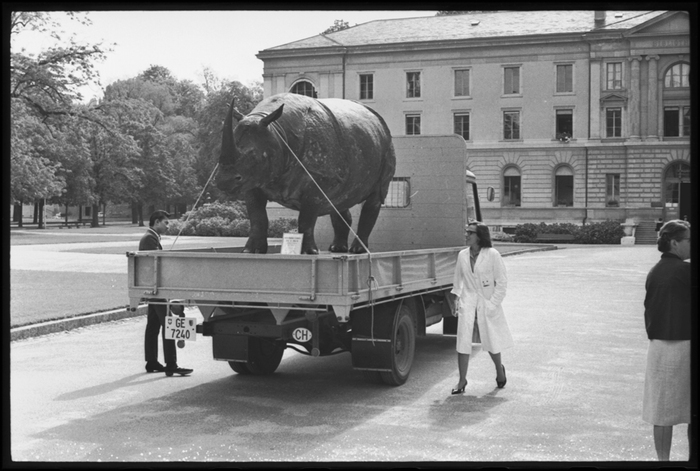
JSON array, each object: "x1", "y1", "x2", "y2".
[
  {"x1": 145, "y1": 362, "x2": 166, "y2": 373},
  {"x1": 165, "y1": 366, "x2": 193, "y2": 377}
]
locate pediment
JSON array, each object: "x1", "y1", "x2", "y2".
[
  {"x1": 626, "y1": 11, "x2": 689, "y2": 37},
  {"x1": 600, "y1": 92, "x2": 628, "y2": 104}
]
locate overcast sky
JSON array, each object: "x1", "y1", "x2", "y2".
[{"x1": 11, "y1": 10, "x2": 437, "y2": 101}]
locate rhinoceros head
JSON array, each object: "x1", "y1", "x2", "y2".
[{"x1": 217, "y1": 98, "x2": 285, "y2": 198}]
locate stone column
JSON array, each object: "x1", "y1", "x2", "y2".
[
  {"x1": 589, "y1": 59, "x2": 602, "y2": 140},
  {"x1": 628, "y1": 56, "x2": 642, "y2": 139},
  {"x1": 646, "y1": 55, "x2": 660, "y2": 140}
]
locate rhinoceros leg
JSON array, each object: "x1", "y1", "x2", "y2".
[
  {"x1": 329, "y1": 209, "x2": 352, "y2": 253},
  {"x1": 243, "y1": 188, "x2": 268, "y2": 254},
  {"x1": 349, "y1": 192, "x2": 382, "y2": 254},
  {"x1": 297, "y1": 208, "x2": 319, "y2": 255}
]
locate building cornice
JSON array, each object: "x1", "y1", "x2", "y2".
[{"x1": 258, "y1": 32, "x2": 604, "y2": 61}]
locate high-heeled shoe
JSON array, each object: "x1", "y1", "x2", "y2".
[
  {"x1": 496, "y1": 365, "x2": 507, "y2": 388},
  {"x1": 451, "y1": 382, "x2": 467, "y2": 395}
]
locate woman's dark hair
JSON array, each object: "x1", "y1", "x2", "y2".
[
  {"x1": 657, "y1": 219, "x2": 690, "y2": 253},
  {"x1": 149, "y1": 210, "x2": 170, "y2": 228},
  {"x1": 468, "y1": 221, "x2": 492, "y2": 248}
]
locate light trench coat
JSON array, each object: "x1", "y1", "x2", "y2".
[{"x1": 450, "y1": 247, "x2": 513, "y2": 354}]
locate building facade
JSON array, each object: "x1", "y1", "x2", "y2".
[{"x1": 256, "y1": 10, "x2": 691, "y2": 233}]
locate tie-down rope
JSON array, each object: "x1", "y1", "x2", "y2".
[{"x1": 267, "y1": 122, "x2": 380, "y2": 344}]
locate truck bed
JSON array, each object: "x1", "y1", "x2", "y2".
[{"x1": 127, "y1": 246, "x2": 462, "y2": 322}]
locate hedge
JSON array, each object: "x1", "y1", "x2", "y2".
[
  {"x1": 513, "y1": 220, "x2": 625, "y2": 244},
  {"x1": 165, "y1": 201, "x2": 297, "y2": 238}
]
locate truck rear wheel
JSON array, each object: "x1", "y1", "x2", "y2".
[
  {"x1": 228, "y1": 361, "x2": 251, "y2": 375},
  {"x1": 380, "y1": 301, "x2": 417, "y2": 386},
  {"x1": 247, "y1": 337, "x2": 285, "y2": 375}
]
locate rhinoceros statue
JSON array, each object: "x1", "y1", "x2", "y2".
[{"x1": 217, "y1": 93, "x2": 396, "y2": 255}]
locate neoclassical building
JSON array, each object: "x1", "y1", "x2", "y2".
[{"x1": 256, "y1": 10, "x2": 691, "y2": 238}]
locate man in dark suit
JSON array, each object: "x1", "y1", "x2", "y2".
[{"x1": 140, "y1": 210, "x2": 193, "y2": 376}]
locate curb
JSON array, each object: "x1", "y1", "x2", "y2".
[{"x1": 11, "y1": 305, "x2": 148, "y2": 341}]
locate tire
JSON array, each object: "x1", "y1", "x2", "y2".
[
  {"x1": 380, "y1": 302, "x2": 417, "y2": 386},
  {"x1": 246, "y1": 337, "x2": 285, "y2": 375},
  {"x1": 228, "y1": 361, "x2": 251, "y2": 375}
]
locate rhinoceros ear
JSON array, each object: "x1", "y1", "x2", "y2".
[{"x1": 260, "y1": 104, "x2": 284, "y2": 128}]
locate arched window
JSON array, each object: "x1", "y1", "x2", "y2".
[
  {"x1": 290, "y1": 80, "x2": 318, "y2": 98},
  {"x1": 502, "y1": 166, "x2": 521, "y2": 207},
  {"x1": 554, "y1": 165, "x2": 574, "y2": 207},
  {"x1": 664, "y1": 63, "x2": 690, "y2": 88}
]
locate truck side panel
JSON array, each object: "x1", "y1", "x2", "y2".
[{"x1": 314, "y1": 134, "x2": 469, "y2": 252}]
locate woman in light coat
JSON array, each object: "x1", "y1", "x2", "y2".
[{"x1": 449, "y1": 222, "x2": 513, "y2": 394}]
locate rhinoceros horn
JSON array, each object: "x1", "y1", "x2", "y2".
[{"x1": 220, "y1": 98, "x2": 244, "y2": 165}]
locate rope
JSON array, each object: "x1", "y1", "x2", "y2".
[
  {"x1": 169, "y1": 162, "x2": 219, "y2": 250},
  {"x1": 268, "y1": 123, "x2": 371, "y2": 255}
]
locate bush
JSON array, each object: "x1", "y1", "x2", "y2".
[
  {"x1": 512, "y1": 220, "x2": 625, "y2": 244},
  {"x1": 164, "y1": 201, "x2": 298, "y2": 238},
  {"x1": 194, "y1": 216, "x2": 230, "y2": 237},
  {"x1": 268, "y1": 218, "x2": 298, "y2": 237},
  {"x1": 183, "y1": 200, "x2": 247, "y2": 222},
  {"x1": 577, "y1": 220, "x2": 625, "y2": 244}
]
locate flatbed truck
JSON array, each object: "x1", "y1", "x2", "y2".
[{"x1": 127, "y1": 135, "x2": 482, "y2": 386}]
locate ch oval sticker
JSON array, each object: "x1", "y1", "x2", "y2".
[{"x1": 292, "y1": 327, "x2": 312, "y2": 342}]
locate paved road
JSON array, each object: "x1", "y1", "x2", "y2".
[{"x1": 11, "y1": 245, "x2": 690, "y2": 463}]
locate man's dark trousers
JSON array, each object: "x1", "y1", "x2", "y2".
[{"x1": 145, "y1": 302, "x2": 176, "y2": 367}]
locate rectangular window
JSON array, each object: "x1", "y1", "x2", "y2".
[
  {"x1": 453, "y1": 113, "x2": 470, "y2": 140},
  {"x1": 504, "y1": 67, "x2": 520, "y2": 94},
  {"x1": 606, "y1": 62, "x2": 623, "y2": 90},
  {"x1": 503, "y1": 176, "x2": 521, "y2": 207},
  {"x1": 405, "y1": 114, "x2": 421, "y2": 135},
  {"x1": 406, "y1": 72, "x2": 421, "y2": 98},
  {"x1": 359, "y1": 74, "x2": 373, "y2": 100},
  {"x1": 454, "y1": 69, "x2": 470, "y2": 97},
  {"x1": 606, "y1": 108, "x2": 622, "y2": 137},
  {"x1": 503, "y1": 111, "x2": 520, "y2": 140},
  {"x1": 555, "y1": 176, "x2": 574, "y2": 207},
  {"x1": 556, "y1": 109, "x2": 573, "y2": 138},
  {"x1": 556, "y1": 64, "x2": 573, "y2": 93},
  {"x1": 664, "y1": 106, "x2": 691, "y2": 137},
  {"x1": 606, "y1": 174, "x2": 620, "y2": 206},
  {"x1": 383, "y1": 177, "x2": 410, "y2": 208}
]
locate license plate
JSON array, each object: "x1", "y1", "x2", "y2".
[{"x1": 165, "y1": 316, "x2": 197, "y2": 341}]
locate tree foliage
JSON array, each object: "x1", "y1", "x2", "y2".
[{"x1": 10, "y1": 12, "x2": 264, "y2": 226}]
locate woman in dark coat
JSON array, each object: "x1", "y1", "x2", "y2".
[{"x1": 642, "y1": 219, "x2": 691, "y2": 461}]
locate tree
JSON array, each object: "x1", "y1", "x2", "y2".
[
  {"x1": 322, "y1": 19, "x2": 351, "y2": 34},
  {"x1": 10, "y1": 11, "x2": 111, "y2": 226},
  {"x1": 102, "y1": 71, "x2": 205, "y2": 224},
  {"x1": 192, "y1": 76, "x2": 263, "y2": 201}
]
